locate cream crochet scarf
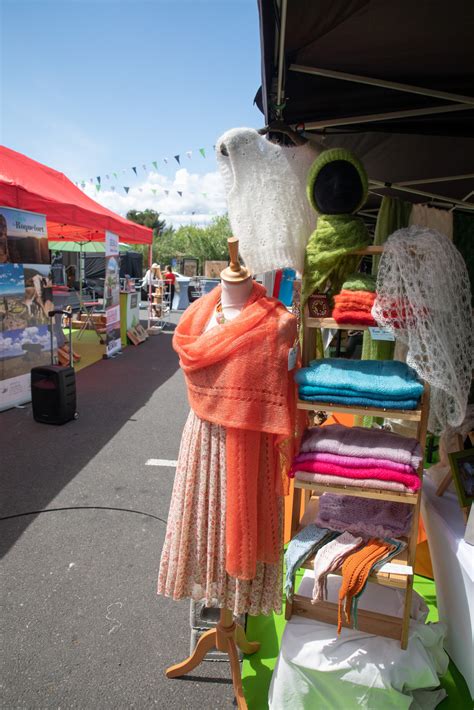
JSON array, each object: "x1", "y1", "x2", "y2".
[
  {"x1": 216, "y1": 127, "x2": 318, "y2": 274},
  {"x1": 372, "y1": 226, "x2": 473, "y2": 434}
]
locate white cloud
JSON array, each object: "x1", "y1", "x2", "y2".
[{"x1": 81, "y1": 168, "x2": 228, "y2": 229}]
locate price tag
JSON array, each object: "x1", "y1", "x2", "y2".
[
  {"x1": 369, "y1": 326, "x2": 395, "y2": 341},
  {"x1": 288, "y1": 345, "x2": 298, "y2": 371}
]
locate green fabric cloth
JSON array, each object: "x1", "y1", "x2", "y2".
[
  {"x1": 360, "y1": 196, "x2": 411, "y2": 426},
  {"x1": 306, "y1": 148, "x2": 368, "y2": 215},
  {"x1": 453, "y1": 212, "x2": 474, "y2": 306},
  {"x1": 341, "y1": 273, "x2": 376, "y2": 292},
  {"x1": 302, "y1": 214, "x2": 371, "y2": 306}
]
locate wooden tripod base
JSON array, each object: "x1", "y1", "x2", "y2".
[{"x1": 165, "y1": 609, "x2": 260, "y2": 710}]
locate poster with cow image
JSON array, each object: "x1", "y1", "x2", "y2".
[
  {"x1": 0, "y1": 207, "x2": 49, "y2": 265},
  {"x1": 104, "y1": 231, "x2": 122, "y2": 357}
]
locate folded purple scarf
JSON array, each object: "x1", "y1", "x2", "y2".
[
  {"x1": 294, "y1": 451, "x2": 415, "y2": 474},
  {"x1": 300, "y1": 424, "x2": 422, "y2": 469},
  {"x1": 315, "y1": 493, "x2": 413, "y2": 538},
  {"x1": 289, "y1": 459, "x2": 421, "y2": 490},
  {"x1": 294, "y1": 470, "x2": 412, "y2": 493}
]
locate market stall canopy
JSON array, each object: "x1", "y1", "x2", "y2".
[
  {"x1": 0, "y1": 146, "x2": 152, "y2": 244},
  {"x1": 256, "y1": 0, "x2": 474, "y2": 210}
]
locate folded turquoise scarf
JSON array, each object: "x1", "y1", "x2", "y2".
[
  {"x1": 296, "y1": 359, "x2": 424, "y2": 400},
  {"x1": 298, "y1": 384, "x2": 417, "y2": 402},
  {"x1": 299, "y1": 391, "x2": 419, "y2": 410}
]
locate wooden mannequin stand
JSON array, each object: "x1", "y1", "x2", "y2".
[
  {"x1": 165, "y1": 609, "x2": 260, "y2": 709},
  {"x1": 165, "y1": 237, "x2": 259, "y2": 710}
]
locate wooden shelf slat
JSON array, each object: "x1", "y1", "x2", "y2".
[
  {"x1": 306, "y1": 317, "x2": 372, "y2": 331},
  {"x1": 293, "y1": 477, "x2": 419, "y2": 504},
  {"x1": 291, "y1": 595, "x2": 403, "y2": 641},
  {"x1": 297, "y1": 399, "x2": 422, "y2": 421},
  {"x1": 350, "y1": 245, "x2": 385, "y2": 255}
]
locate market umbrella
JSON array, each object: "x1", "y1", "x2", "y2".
[{"x1": 48, "y1": 240, "x2": 131, "y2": 307}]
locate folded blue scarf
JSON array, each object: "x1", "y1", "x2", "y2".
[
  {"x1": 298, "y1": 384, "x2": 416, "y2": 402},
  {"x1": 284, "y1": 524, "x2": 337, "y2": 600},
  {"x1": 295, "y1": 359, "x2": 423, "y2": 400},
  {"x1": 299, "y1": 391, "x2": 419, "y2": 410}
]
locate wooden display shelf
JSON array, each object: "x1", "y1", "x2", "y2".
[
  {"x1": 293, "y1": 477, "x2": 419, "y2": 505},
  {"x1": 296, "y1": 399, "x2": 422, "y2": 421},
  {"x1": 306, "y1": 317, "x2": 372, "y2": 331},
  {"x1": 289, "y1": 594, "x2": 403, "y2": 641},
  {"x1": 350, "y1": 245, "x2": 385, "y2": 256},
  {"x1": 301, "y1": 542, "x2": 411, "y2": 590}
]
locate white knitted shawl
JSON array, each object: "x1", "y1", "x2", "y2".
[
  {"x1": 372, "y1": 226, "x2": 473, "y2": 434},
  {"x1": 216, "y1": 127, "x2": 318, "y2": 274}
]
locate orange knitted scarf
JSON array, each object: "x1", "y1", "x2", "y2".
[
  {"x1": 173, "y1": 281, "x2": 298, "y2": 580},
  {"x1": 337, "y1": 539, "x2": 392, "y2": 633}
]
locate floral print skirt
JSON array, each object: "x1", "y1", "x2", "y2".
[{"x1": 157, "y1": 409, "x2": 282, "y2": 616}]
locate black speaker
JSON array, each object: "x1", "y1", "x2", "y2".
[{"x1": 31, "y1": 365, "x2": 77, "y2": 425}]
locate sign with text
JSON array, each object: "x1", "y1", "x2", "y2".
[
  {"x1": 0, "y1": 206, "x2": 49, "y2": 264},
  {"x1": 104, "y1": 231, "x2": 121, "y2": 357}
]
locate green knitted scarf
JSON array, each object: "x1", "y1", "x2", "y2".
[
  {"x1": 302, "y1": 214, "x2": 371, "y2": 305},
  {"x1": 341, "y1": 273, "x2": 377, "y2": 292}
]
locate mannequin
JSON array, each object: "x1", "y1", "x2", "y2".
[
  {"x1": 159, "y1": 237, "x2": 298, "y2": 709},
  {"x1": 205, "y1": 237, "x2": 253, "y2": 330}
]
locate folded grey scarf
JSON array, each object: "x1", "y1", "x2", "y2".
[{"x1": 284, "y1": 524, "x2": 337, "y2": 600}]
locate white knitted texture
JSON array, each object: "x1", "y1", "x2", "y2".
[
  {"x1": 216, "y1": 127, "x2": 318, "y2": 274},
  {"x1": 372, "y1": 226, "x2": 473, "y2": 434}
]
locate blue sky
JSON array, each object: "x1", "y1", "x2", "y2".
[{"x1": 1, "y1": 0, "x2": 264, "y2": 225}]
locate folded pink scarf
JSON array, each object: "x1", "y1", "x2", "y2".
[
  {"x1": 300, "y1": 424, "x2": 422, "y2": 469},
  {"x1": 294, "y1": 470, "x2": 412, "y2": 493},
  {"x1": 294, "y1": 451, "x2": 415, "y2": 475},
  {"x1": 289, "y1": 459, "x2": 421, "y2": 491}
]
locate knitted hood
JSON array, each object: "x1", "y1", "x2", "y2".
[{"x1": 307, "y1": 148, "x2": 368, "y2": 215}]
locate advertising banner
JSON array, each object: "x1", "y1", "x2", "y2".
[
  {"x1": 0, "y1": 207, "x2": 55, "y2": 411},
  {"x1": 0, "y1": 207, "x2": 49, "y2": 264},
  {"x1": 104, "y1": 231, "x2": 121, "y2": 357}
]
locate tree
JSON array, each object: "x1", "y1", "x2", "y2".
[{"x1": 126, "y1": 209, "x2": 166, "y2": 233}]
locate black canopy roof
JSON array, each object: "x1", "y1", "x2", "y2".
[{"x1": 256, "y1": 0, "x2": 474, "y2": 211}]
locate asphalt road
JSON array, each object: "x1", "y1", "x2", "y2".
[{"x1": 1, "y1": 315, "x2": 238, "y2": 709}]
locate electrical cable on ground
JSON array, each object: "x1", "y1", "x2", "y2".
[{"x1": 0, "y1": 506, "x2": 167, "y2": 525}]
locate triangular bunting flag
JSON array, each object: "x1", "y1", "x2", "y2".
[
  {"x1": 122, "y1": 169, "x2": 127, "y2": 174},
  {"x1": 138, "y1": 188, "x2": 143, "y2": 192},
  {"x1": 89, "y1": 178, "x2": 93, "y2": 183},
  {"x1": 152, "y1": 161, "x2": 158, "y2": 170},
  {"x1": 105, "y1": 174, "x2": 110, "y2": 180},
  {"x1": 113, "y1": 172, "x2": 118, "y2": 179},
  {"x1": 142, "y1": 164, "x2": 147, "y2": 171},
  {"x1": 174, "y1": 155, "x2": 180, "y2": 165},
  {"x1": 163, "y1": 158, "x2": 168, "y2": 164},
  {"x1": 212, "y1": 144, "x2": 216, "y2": 150},
  {"x1": 199, "y1": 148, "x2": 206, "y2": 158},
  {"x1": 177, "y1": 191, "x2": 183, "y2": 197},
  {"x1": 151, "y1": 189, "x2": 157, "y2": 195},
  {"x1": 95, "y1": 184, "x2": 101, "y2": 192},
  {"x1": 97, "y1": 176, "x2": 101, "y2": 184},
  {"x1": 132, "y1": 167, "x2": 137, "y2": 175},
  {"x1": 164, "y1": 190, "x2": 169, "y2": 196},
  {"x1": 80, "y1": 181, "x2": 86, "y2": 188},
  {"x1": 111, "y1": 186, "x2": 116, "y2": 191},
  {"x1": 201, "y1": 192, "x2": 208, "y2": 198},
  {"x1": 124, "y1": 186, "x2": 130, "y2": 193},
  {"x1": 186, "y1": 151, "x2": 192, "y2": 159}
]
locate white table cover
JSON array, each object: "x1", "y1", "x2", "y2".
[
  {"x1": 269, "y1": 573, "x2": 448, "y2": 709},
  {"x1": 421, "y1": 475, "x2": 474, "y2": 697}
]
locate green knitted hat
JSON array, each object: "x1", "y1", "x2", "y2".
[{"x1": 307, "y1": 148, "x2": 368, "y2": 215}]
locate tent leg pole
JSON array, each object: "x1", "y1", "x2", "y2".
[{"x1": 147, "y1": 244, "x2": 152, "y2": 331}]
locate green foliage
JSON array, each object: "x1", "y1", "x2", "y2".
[{"x1": 126, "y1": 211, "x2": 232, "y2": 273}]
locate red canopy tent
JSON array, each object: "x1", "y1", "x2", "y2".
[{"x1": 0, "y1": 146, "x2": 152, "y2": 244}]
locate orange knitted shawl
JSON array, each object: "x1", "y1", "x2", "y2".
[
  {"x1": 337, "y1": 539, "x2": 392, "y2": 632},
  {"x1": 173, "y1": 281, "x2": 298, "y2": 580}
]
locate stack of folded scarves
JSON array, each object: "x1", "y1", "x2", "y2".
[
  {"x1": 295, "y1": 358, "x2": 424, "y2": 410},
  {"x1": 290, "y1": 422, "x2": 422, "y2": 493},
  {"x1": 332, "y1": 273, "x2": 377, "y2": 325}
]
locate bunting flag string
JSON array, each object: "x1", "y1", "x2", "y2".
[{"x1": 79, "y1": 144, "x2": 218, "y2": 193}]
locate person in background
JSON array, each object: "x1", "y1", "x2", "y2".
[
  {"x1": 141, "y1": 263, "x2": 162, "y2": 301},
  {"x1": 164, "y1": 265, "x2": 176, "y2": 309}
]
